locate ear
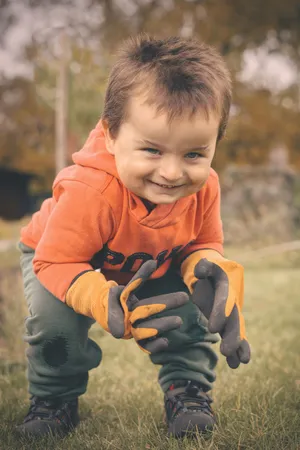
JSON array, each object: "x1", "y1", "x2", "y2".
[{"x1": 102, "y1": 119, "x2": 115, "y2": 155}]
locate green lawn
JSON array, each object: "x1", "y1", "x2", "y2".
[{"x1": 0, "y1": 264, "x2": 300, "y2": 449}]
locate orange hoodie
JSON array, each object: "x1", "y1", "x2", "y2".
[{"x1": 20, "y1": 120, "x2": 224, "y2": 302}]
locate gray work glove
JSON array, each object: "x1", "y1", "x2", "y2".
[{"x1": 110, "y1": 260, "x2": 189, "y2": 354}]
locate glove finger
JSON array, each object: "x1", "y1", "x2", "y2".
[
  {"x1": 218, "y1": 305, "x2": 241, "y2": 357},
  {"x1": 238, "y1": 339, "x2": 251, "y2": 364},
  {"x1": 210, "y1": 261, "x2": 244, "y2": 332},
  {"x1": 226, "y1": 339, "x2": 251, "y2": 369},
  {"x1": 130, "y1": 292, "x2": 189, "y2": 323},
  {"x1": 132, "y1": 316, "x2": 183, "y2": 340},
  {"x1": 129, "y1": 259, "x2": 158, "y2": 284},
  {"x1": 126, "y1": 293, "x2": 140, "y2": 311},
  {"x1": 121, "y1": 260, "x2": 157, "y2": 302},
  {"x1": 192, "y1": 278, "x2": 215, "y2": 320},
  {"x1": 195, "y1": 259, "x2": 231, "y2": 334},
  {"x1": 226, "y1": 352, "x2": 241, "y2": 369},
  {"x1": 131, "y1": 291, "x2": 189, "y2": 311},
  {"x1": 138, "y1": 337, "x2": 169, "y2": 354},
  {"x1": 194, "y1": 258, "x2": 215, "y2": 280},
  {"x1": 107, "y1": 285, "x2": 127, "y2": 338},
  {"x1": 208, "y1": 271, "x2": 231, "y2": 333}
]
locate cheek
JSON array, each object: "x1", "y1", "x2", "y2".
[
  {"x1": 188, "y1": 165, "x2": 210, "y2": 184},
  {"x1": 118, "y1": 158, "x2": 153, "y2": 181},
  {"x1": 128, "y1": 159, "x2": 155, "y2": 176}
]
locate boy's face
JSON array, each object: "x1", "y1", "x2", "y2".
[{"x1": 103, "y1": 95, "x2": 219, "y2": 205}]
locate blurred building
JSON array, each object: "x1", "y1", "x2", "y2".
[
  {"x1": 221, "y1": 146, "x2": 299, "y2": 245},
  {"x1": 0, "y1": 167, "x2": 36, "y2": 220}
]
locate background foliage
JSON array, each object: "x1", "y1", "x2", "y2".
[{"x1": 1, "y1": 0, "x2": 300, "y2": 190}]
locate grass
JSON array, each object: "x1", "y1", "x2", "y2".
[
  {"x1": 0, "y1": 256, "x2": 300, "y2": 449},
  {"x1": 0, "y1": 218, "x2": 28, "y2": 270}
]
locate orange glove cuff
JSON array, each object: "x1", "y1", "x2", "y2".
[
  {"x1": 65, "y1": 271, "x2": 118, "y2": 331},
  {"x1": 181, "y1": 249, "x2": 224, "y2": 292}
]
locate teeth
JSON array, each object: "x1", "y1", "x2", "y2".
[
  {"x1": 155, "y1": 183, "x2": 176, "y2": 188},
  {"x1": 150, "y1": 181, "x2": 180, "y2": 188}
]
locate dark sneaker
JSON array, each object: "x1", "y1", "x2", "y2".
[
  {"x1": 16, "y1": 396, "x2": 80, "y2": 438},
  {"x1": 164, "y1": 380, "x2": 216, "y2": 438}
]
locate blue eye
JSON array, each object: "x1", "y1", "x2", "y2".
[
  {"x1": 143, "y1": 148, "x2": 160, "y2": 155},
  {"x1": 185, "y1": 152, "x2": 202, "y2": 159}
]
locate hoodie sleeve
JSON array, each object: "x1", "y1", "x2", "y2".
[
  {"x1": 177, "y1": 171, "x2": 224, "y2": 264},
  {"x1": 33, "y1": 179, "x2": 115, "y2": 301}
]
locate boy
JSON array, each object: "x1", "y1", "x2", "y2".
[{"x1": 17, "y1": 34, "x2": 250, "y2": 439}]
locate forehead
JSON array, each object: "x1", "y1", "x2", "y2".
[{"x1": 123, "y1": 95, "x2": 220, "y2": 146}]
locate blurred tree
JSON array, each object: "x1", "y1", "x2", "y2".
[
  {"x1": 1, "y1": 0, "x2": 300, "y2": 189},
  {"x1": 33, "y1": 41, "x2": 109, "y2": 148},
  {"x1": 2, "y1": 1, "x2": 299, "y2": 63},
  {"x1": 0, "y1": 40, "x2": 109, "y2": 190},
  {"x1": 0, "y1": 75, "x2": 55, "y2": 189},
  {"x1": 216, "y1": 82, "x2": 300, "y2": 171},
  {"x1": 67, "y1": 44, "x2": 109, "y2": 145}
]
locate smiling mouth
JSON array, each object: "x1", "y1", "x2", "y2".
[{"x1": 149, "y1": 181, "x2": 183, "y2": 189}]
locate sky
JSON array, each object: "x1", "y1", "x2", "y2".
[
  {"x1": 0, "y1": 2, "x2": 298, "y2": 92},
  {"x1": 240, "y1": 47, "x2": 297, "y2": 92}
]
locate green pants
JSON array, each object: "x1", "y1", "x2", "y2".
[{"x1": 19, "y1": 243, "x2": 219, "y2": 401}]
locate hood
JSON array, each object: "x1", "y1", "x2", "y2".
[{"x1": 72, "y1": 120, "x2": 119, "y2": 179}]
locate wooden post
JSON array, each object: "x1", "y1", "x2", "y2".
[{"x1": 55, "y1": 31, "x2": 69, "y2": 174}]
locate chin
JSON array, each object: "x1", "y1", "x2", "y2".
[{"x1": 148, "y1": 194, "x2": 183, "y2": 205}]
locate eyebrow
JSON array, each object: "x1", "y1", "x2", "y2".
[{"x1": 138, "y1": 139, "x2": 209, "y2": 152}]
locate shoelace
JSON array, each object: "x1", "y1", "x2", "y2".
[
  {"x1": 167, "y1": 384, "x2": 213, "y2": 416},
  {"x1": 24, "y1": 397, "x2": 74, "y2": 429}
]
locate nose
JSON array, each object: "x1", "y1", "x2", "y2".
[{"x1": 158, "y1": 157, "x2": 183, "y2": 182}]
